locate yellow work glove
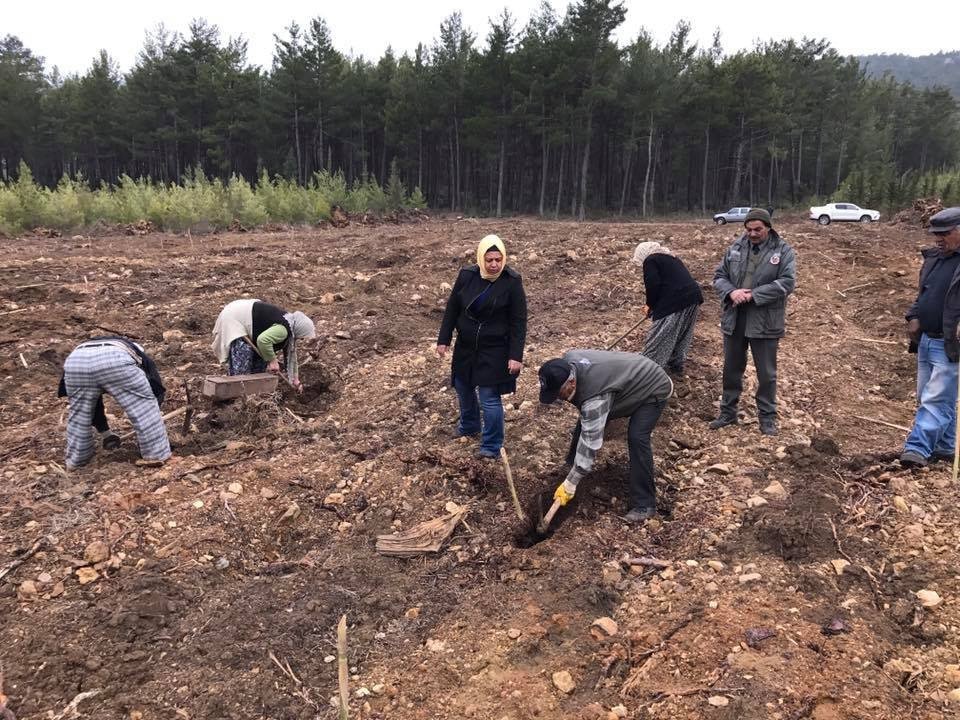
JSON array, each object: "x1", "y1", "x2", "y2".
[{"x1": 553, "y1": 479, "x2": 577, "y2": 506}]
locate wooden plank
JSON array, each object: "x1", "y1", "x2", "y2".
[{"x1": 202, "y1": 373, "x2": 278, "y2": 399}]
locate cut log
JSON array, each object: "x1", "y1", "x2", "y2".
[{"x1": 202, "y1": 373, "x2": 278, "y2": 399}]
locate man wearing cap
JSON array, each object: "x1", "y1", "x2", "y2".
[
  {"x1": 901, "y1": 207, "x2": 960, "y2": 467},
  {"x1": 538, "y1": 350, "x2": 672, "y2": 523},
  {"x1": 710, "y1": 207, "x2": 797, "y2": 435}
]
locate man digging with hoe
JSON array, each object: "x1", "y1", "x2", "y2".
[{"x1": 537, "y1": 350, "x2": 673, "y2": 524}]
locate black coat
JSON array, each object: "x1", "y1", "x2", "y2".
[
  {"x1": 642, "y1": 254, "x2": 703, "y2": 320},
  {"x1": 907, "y1": 247, "x2": 960, "y2": 361},
  {"x1": 437, "y1": 265, "x2": 527, "y2": 391}
]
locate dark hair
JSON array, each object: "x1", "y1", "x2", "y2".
[{"x1": 483, "y1": 247, "x2": 503, "y2": 257}]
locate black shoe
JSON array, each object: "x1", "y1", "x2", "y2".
[
  {"x1": 445, "y1": 427, "x2": 479, "y2": 440},
  {"x1": 759, "y1": 421, "x2": 778, "y2": 436},
  {"x1": 100, "y1": 431, "x2": 122, "y2": 450},
  {"x1": 900, "y1": 450, "x2": 928, "y2": 468},
  {"x1": 475, "y1": 449, "x2": 499, "y2": 460},
  {"x1": 708, "y1": 415, "x2": 737, "y2": 430},
  {"x1": 931, "y1": 451, "x2": 954, "y2": 463},
  {"x1": 624, "y1": 506, "x2": 657, "y2": 523}
]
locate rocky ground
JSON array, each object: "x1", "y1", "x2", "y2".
[{"x1": 1, "y1": 214, "x2": 958, "y2": 720}]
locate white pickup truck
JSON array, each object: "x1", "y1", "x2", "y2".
[{"x1": 809, "y1": 202, "x2": 880, "y2": 225}]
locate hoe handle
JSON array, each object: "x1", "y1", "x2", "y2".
[{"x1": 537, "y1": 498, "x2": 563, "y2": 534}]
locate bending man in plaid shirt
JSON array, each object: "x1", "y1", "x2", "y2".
[{"x1": 538, "y1": 350, "x2": 672, "y2": 523}]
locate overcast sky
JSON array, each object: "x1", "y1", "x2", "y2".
[{"x1": 7, "y1": 0, "x2": 958, "y2": 77}]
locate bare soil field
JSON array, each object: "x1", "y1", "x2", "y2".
[{"x1": 1, "y1": 214, "x2": 958, "y2": 720}]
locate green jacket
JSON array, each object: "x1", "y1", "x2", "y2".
[{"x1": 713, "y1": 231, "x2": 797, "y2": 338}]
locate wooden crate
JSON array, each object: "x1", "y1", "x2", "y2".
[{"x1": 202, "y1": 373, "x2": 278, "y2": 399}]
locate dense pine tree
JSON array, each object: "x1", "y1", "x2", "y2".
[{"x1": 1, "y1": 6, "x2": 958, "y2": 216}]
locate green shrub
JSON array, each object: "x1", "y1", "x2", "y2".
[
  {"x1": 409, "y1": 186, "x2": 427, "y2": 209},
  {"x1": 226, "y1": 174, "x2": 268, "y2": 226},
  {"x1": 0, "y1": 162, "x2": 425, "y2": 234}
]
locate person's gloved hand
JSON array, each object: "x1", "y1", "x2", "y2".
[{"x1": 553, "y1": 479, "x2": 577, "y2": 506}]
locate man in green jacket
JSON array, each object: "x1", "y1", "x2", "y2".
[
  {"x1": 539, "y1": 350, "x2": 673, "y2": 523},
  {"x1": 710, "y1": 208, "x2": 797, "y2": 436}
]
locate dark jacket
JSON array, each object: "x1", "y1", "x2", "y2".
[
  {"x1": 907, "y1": 247, "x2": 960, "y2": 361},
  {"x1": 642, "y1": 254, "x2": 703, "y2": 320},
  {"x1": 713, "y1": 230, "x2": 797, "y2": 338},
  {"x1": 252, "y1": 301, "x2": 292, "y2": 357},
  {"x1": 437, "y1": 265, "x2": 527, "y2": 391},
  {"x1": 58, "y1": 337, "x2": 165, "y2": 432}
]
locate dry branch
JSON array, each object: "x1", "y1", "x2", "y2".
[
  {"x1": 0, "y1": 537, "x2": 46, "y2": 582},
  {"x1": 852, "y1": 415, "x2": 910, "y2": 433},
  {"x1": 117, "y1": 406, "x2": 189, "y2": 440},
  {"x1": 626, "y1": 556, "x2": 672, "y2": 569},
  {"x1": 500, "y1": 447, "x2": 526, "y2": 522},
  {"x1": 851, "y1": 337, "x2": 899, "y2": 345},
  {"x1": 375, "y1": 509, "x2": 466, "y2": 557},
  {"x1": 50, "y1": 690, "x2": 100, "y2": 720},
  {"x1": 337, "y1": 615, "x2": 349, "y2": 720},
  {"x1": 621, "y1": 610, "x2": 701, "y2": 697}
]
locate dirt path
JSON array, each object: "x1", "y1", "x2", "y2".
[{"x1": 1, "y1": 216, "x2": 957, "y2": 719}]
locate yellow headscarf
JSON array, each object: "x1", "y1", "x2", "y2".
[{"x1": 477, "y1": 234, "x2": 507, "y2": 281}]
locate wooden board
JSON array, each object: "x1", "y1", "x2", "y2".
[{"x1": 202, "y1": 373, "x2": 278, "y2": 399}]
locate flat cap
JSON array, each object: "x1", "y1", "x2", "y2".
[{"x1": 929, "y1": 207, "x2": 960, "y2": 234}]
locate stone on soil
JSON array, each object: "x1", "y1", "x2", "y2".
[
  {"x1": 552, "y1": 670, "x2": 576, "y2": 694},
  {"x1": 84, "y1": 540, "x2": 110, "y2": 565},
  {"x1": 591, "y1": 617, "x2": 619, "y2": 636},
  {"x1": 76, "y1": 567, "x2": 99, "y2": 585},
  {"x1": 763, "y1": 480, "x2": 786, "y2": 497},
  {"x1": 706, "y1": 463, "x2": 732, "y2": 475},
  {"x1": 830, "y1": 559, "x2": 850, "y2": 575}
]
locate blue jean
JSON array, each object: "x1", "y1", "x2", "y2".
[
  {"x1": 453, "y1": 376, "x2": 504, "y2": 454},
  {"x1": 904, "y1": 334, "x2": 958, "y2": 458}
]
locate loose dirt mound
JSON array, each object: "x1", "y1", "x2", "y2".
[{"x1": 2, "y1": 217, "x2": 960, "y2": 719}]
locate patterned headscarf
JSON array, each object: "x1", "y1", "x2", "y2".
[
  {"x1": 285, "y1": 311, "x2": 316, "y2": 340},
  {"x1": 631, "y1": 241, "x2": 672, "y2": 267},
  {"x1": 282, "y1": 311, "x2": 316, "y2": 383}
]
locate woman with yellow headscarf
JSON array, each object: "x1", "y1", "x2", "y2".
[{"x1": 436, "y1": 234, "x2": 528, "y2": 459}]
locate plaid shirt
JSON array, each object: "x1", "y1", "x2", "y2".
[{"x1": 564, "y1": 392, "x2": 614, "y2": 487}]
